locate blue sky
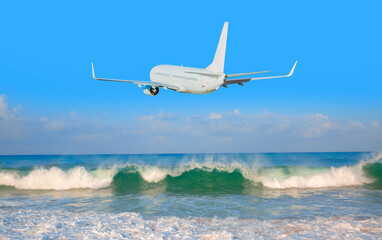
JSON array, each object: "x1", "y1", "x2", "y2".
[{"x1": 0, "y1": 1, "x2": 381, "y2": 154}]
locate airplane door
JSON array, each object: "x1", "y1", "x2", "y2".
[{"x1": 200, "y1": 77, "x2": 205, "y2": 88}]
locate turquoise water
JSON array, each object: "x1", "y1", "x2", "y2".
[{"x1": 0, "y1": 152, "x2": 381, "y2": 238}]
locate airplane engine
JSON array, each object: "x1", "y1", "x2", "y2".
[{"x1": 143, "y1": 86, "x2": 159, "y2": 96}]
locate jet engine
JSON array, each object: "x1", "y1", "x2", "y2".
[{"x1": 143, "y1": 86, "x2": 159, "y2": 96}]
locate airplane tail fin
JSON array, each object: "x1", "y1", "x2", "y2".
[{"x1": 206, "y1": 22, "x2": 228, "y2": 73}]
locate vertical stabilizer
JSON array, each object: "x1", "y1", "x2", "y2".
[{"x1": 206, "y1": 22, "x2": 228, "y2": 73}]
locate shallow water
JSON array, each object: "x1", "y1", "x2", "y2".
[{"x1": 0, "y1": 152, "x2": 381, "y2": 239}]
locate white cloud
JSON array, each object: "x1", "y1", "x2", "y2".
[
  {"x1": 0, "y1": 95, "x2": 23, "y2": 120},
  {"x1": 0, "y1": 95, "x2": 10, "y2": 119},
  {"x1": 0, "y1": 94, "x2": 381, "y2": 154},
  {"x1": 69, "y1": 111, "x2": 78, "y2": 118},
  {"x1": 372, "y1": 120, "x2": 381, "y2": 128},
  {"x1": 44, "y1": 120, "x2": 67, "y2": 131},
  {"x1": 209, "y1": 112, "x2": 222, "y2": 119},
  {"x1": 40, "y1": 116, "x2": 48, "y2": 122},
  {"x1": 233, "y1": 109, "x2": 240, "y2": 114},
  {"x1": 313, "y1": 113, "x2": 328, "y2": 120}
]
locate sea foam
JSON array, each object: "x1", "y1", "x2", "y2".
[
  {"x1": 0, "y1": 208, "x2": 380, "y2": 239},
  {"x1": 257, "y1": 164, "x2": 371, "y2": 188},
  {"x1": 0, "y1": 153, "x2": 381, "y2": 190},
  {"x1": 0, "y1": 166, "x2": 115, "y2": 190}
]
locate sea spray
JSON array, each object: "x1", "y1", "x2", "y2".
[
  {"x1": 0, "y1": 166, "x2": 116, "y2": 190},
  {"x1": 257, "y1": 164, "x2": 371, "y2": 189},
  {"x1": 0, "y1": 152, "x2": 381, "y2": 191}
]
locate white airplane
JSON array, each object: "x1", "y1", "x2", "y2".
[{"x1": 92, "y1": 22, "x2": 297, "y2": 96}]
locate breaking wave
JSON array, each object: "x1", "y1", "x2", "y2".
[
  {"x1": 0, "y1": 166, "x2": 116, "y2": 190},
  {"x1": 0, "y1": 153, "x2": 381, "y2": 192}
]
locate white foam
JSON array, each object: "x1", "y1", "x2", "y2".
[
  {"x1": 130, "y1": 159, "x2": 250, "y2": 183},
  {"x1": 0, "y1": 208, "x2": 380, "y2": 239},
  {"x1": 0, "y1": 166, "x2": 116, "y2": 190},
  {"x1": 135, "y1": 156, "x2": 375, "y2": 189},
  {"x1": 138, "y1": 166, "x2": 168, "y2": 183},
  {"x1": 256, "y1": 152, "x2": 382, "y2": 189},
  {"x1": 121, "y1": 153, "x2": 381, "y2": 189},
  {"x1": 258, "y1": 164, "x2": 371, "y2": 189},
  {"x1": 1, "y1": 152, "x2": 380, "y2": 190}
]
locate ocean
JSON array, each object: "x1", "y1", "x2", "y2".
[{"x1": 0, "y1": 152, "x2": 381, "y2": 239}]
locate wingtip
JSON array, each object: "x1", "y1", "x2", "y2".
[
  {"x1": 288, "y1": 60, "x2": 298, "y2": 77},
  {"x1": 91, "y1": 62, "x2": 96, "y2": 79}
]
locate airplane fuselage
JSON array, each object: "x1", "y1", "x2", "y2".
[{"x1": 150, "y1": 65, "x2": 225, "y2": 94}]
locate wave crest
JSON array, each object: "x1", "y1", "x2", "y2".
[
  {"x1": 1, "y1": 153, "x2": 381, "y2": 191},
  {"x1": 258, "y1": 165, "x2": 371, "y2": 189},
  {"x1": 0, "y1": 166, "x2": 116, "y2": 190}
]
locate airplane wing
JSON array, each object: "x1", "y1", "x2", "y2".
[
  {"x1": 183, "y1": 70, "x2": 271, "y2": 78},
  {"x1": 92, "y1": 63, "x2": 179, "y2": 91},
  {"x1": 222, "y1": 61, "x2": 297, "y2": 87},
  {"x1": 226, "y1": 70, "x2": 271, "y2": 78}
]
